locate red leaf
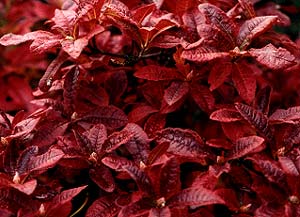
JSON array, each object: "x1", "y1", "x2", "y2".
[
  {"x1": 63, "y1": 67, "x2": 79, "y2": 115},
  {"x1": 237, "y1": 16, "x2": 278, "y2": 49},
  {"x1": 238, "y1": 0, "x2": 256, "y2": 18},
  {"x1": 227, "y1": 136, "x2": 265, "y2": 160},
  {"x1": 52, "y1": 185, "x2": 87, "y2": 205},
  {"x1": 210, "y1": 108, "x2": 243, "y2": 123},
  {"x1": 86, "y1": 194, "x2": 120, "y2": 217},
  {"x1": 190, "y1": 83, "x2": 215, "y2": 113},
  {"x1": 254, "y1": 85, "x2": 271, "y2": 115},
  {"x1": 10, "y1": 179, "x2": 37, "y2": 195},
  {"x1": 144, "y1": 113, "x2": 166, "y2": 139},
  {"x1": 269, "y1": 106, "x2": 300, "y2": 124},
  {"x1": 134, "y1": 65, "x2": 184, "y2": 81},
  {"x1": 181, "y1": 46, "x2": 230, "y2": 62},
  {"x1": 147, "y1": 142, "x2": 170, "y2": 165},
  {"x1": 208, "y1": 61, "x2": 232, "y2": 91},
  {"x1": 132, "y1": 3, "x2": 156, "y2": 25},
  {"x1": 198, "y1": 3, "x2": 236, "y2": 47},
  {"x1": 159, "y1": 157, "x2": 181, "y2": 200},
  {"x1": 28, "y1": 148, "x2": 64, "y2": 173},
  {"x1": 16, "y1": 146, "x2": 38, "y2": 175},
  {"x1": 118, "y1": 198, "x2": 153, "y2": 217},
  {"x1": 78, "y1": 105, "x2": 128, "y2": 130},
  {"x1": 163, "y1": 81, "x2": 189, "y2": 106},
  {"x1": 155, "y1": 128, "x2": 208, "y2": 158},
  {"x1": 149, "y1": 207, "x2": 171, "y2": 217},
  {"x1": 167, "y1": 187, "x2": 225, "y2": 207},
  {"x1": 278, "y1": 156, "x2": 299, "y2": 176},
  {"x1": 232, "y1": 62, "x2": 256, "y2": 104},
  {"x1": 39, "y1": 51, "x2": 68, "y2": 92},
  {"x1": 104, "y1": 70, "x2": 128, "y2": 104},
  {"x1": 249, "y1": 44, "x2": 296, "y2": 70},
  {"x1": 101, "y1": 155, "x2": 134, "y2": 171},
  {"x1": 90, "y1": 165, "x2": 115, "y2": 192},
  {"x1": 235, "y1": 103, "x2": 274, "y2": 142},
  {"x1": 84, "y1": 124, "x2": 107, "y2": 153},
  {"x1": 128, "y1": 104, "x2": 158, "y2": 123}
]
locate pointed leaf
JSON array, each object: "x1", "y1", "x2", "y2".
[
  {"x1": 155, "y1": 128, "x2": 208, "y2": 158},
  {"x1": 190, "y1": 83, "x2": 215, "y2": 113},
  {"x1": 181, "y1": 46, "x2": 230, "y2": 62},
  {"x1": 0, "y1": 31, "x2": 55, "y2": 46},
  {"x1": 159, "y1": 157, "x2": 181, "y2": 200},
  {"x1": 269, "y1": 106, "x2": 300, "y2": 124},
  {"x1": 147, "y1": 142, "x2": 170, "y2": 165},
  {"x1": 84, "y1": 124, "x2": 107, "y2": 153},
  {"x1": 52, "y1": 185, "x2": 87, "y2": 205},
  {"x1": 232, "y1": 62, "x2": 256, "y2": 104},
  {"x1": 210, "y1": 108, "x2": 243, "y2": 122},
  {"x1": 118, "y1": 198, "x2": 153, "y2": 217},
  {"x1": 10, "y1": 179, "x2": 37, "y2": 195},
  {"x1": 63, "y1": 67, "x2": 79, "y2": 115},
  {"x1": 238, "y1": 16, "x2": 278, "y2": 49},
  {"x1": 227, "y1": 136, "x2": 265, "y2": 160},
  {"x1": 104, "y1": 70, "x2": 128, "y2": 103},
  {"x1": 198, "y1": 3, "x2": 236, "y2": 46},
  {"x1": 164, "y1": 81, "x2": 189, "y2": 106},
  {"x1": 249, "y1": 44, "x2": 296, "y2": 70},
  {"x1": 101, "y1": 156, "x2": 134, "y2": 171},
  {"x1": 16, "y1": 146, "x2": 39, "y2": 175},
  {"x1": 254, "y1": 86, "x2": 271, "y2": 115},
  {"x1": 78, "y1": 105, "x2": 128, "y2": 130},
  {"x1": 90, "y1": 165, "x2": 115, "y2": 192},
  {"x1": 235, "y1": 103, "x2": 274, "y2": 142},
  {"x1": 168, "y1": 187, "x2": 225, "y2": 207},
  {"x1": 134, "y1": 65, "x2": 184, "y2": 81},
  {"x1": 128, "y1": 104, "x2": 158, "y2": 123},
  {"x1": 238, "y1": 0, "x2": 256, "y2": 18},
  {"x1": 208, "y1": 61, "x2": 232, "y2": 91},
  {"x1": 144, "y1": 113, "x2": 166, "y2": 139},
  {"x1": 278, "y1": 156, "x2": 299, "y2": 176},
  {"x1": 149, "y1": 207, "x2": 171, "y2": 217},
  {"x1": 28, "y1": 148, "x2": 64, "y2": 172},
  {"x1": 132, "y1": 3, "x2": 156, "y2": 25},
  {"x1": 86, "y1": 194, "x2": 120, "y2": 217}
]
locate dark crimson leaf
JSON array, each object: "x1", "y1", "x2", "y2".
[
  {"x1": 122, "y1": 164, "x2": 154, "y2": 196},
  {"x1": 63, "y1": 67, "x2": 79, "y2": 115},
  {"x1": 227, "y1": 136, "x2": 265, "y2": 160},
  {"x1": 221, "y1": 121, "x2": 256, "y2": 141},
  {"x1": 190, "y1": 83, "x2": 215, "y2": 113},
  {"x1": 86, "y1": 194, "x2": 120, "y2": 217},
  {"x1": 134, "y1": 65, "x2": 184, "y2": 81},
  {"x1": 237, "y1": 16, "x2": 278, "y2": 49},
  {"x1": 144, "y1": 113, "x2": 166, "y2": 139},
  {"x1": 8, "y1": 117, "x2": 40, "y2": 140},
  {"x1": 249, "y1": 44, "x2": 296, "y2": 70},
  {"x1": 104, "y1": 70, "x2": 127, "y2": 104},
  {"x1": 101, "y1": 155, "x2": 134, "y2": 171},
  {"x1": 84, "y1": 124, "x2": 107, "y2": 153},
  {"x1": 16, "y1": 146, "x2": 38, "y2": 175},
  {"x1": 89, "y1": 165, "x2": 115, "y2": 192},
  {"x1": 254, "y1": 86, "x2": 271, "y2": 115},
  {"x1": 254, "y1": 203, "x2": 285, "y2": 216},
  {"x1": 52, "y1": 185, "x2": 87, "y2": 205},
  {"x1": 208, "y1": 61, "x2": 232, "y2": 91},
  {"x1": 235, "y1": 103, "x2": 274, "y2": 142},
  {"x1": 210, "y1": 108, "x2": 243, "y2": 122},
  {"x1": 206, "y1": 139, "x2": 233, "y2": 150},
  {"x1": 118, "y1": 198, "x2": 153, "y2": 217},
  {"x1": 159, "y1": 157, "x2": 181, "y2": 200},
  {"x1": 78, "y1": 105, "x2": 128, "y2": 130},
  {"x1": 39, "y1": 51, "x2": 68, "y2": 92},
  {"x1": 128, "y1": 104, "x2": 158, "y2": 123},
  {"x1": 269, "y1": 106, "x2": 300, "y2": 124},
  {"x1": 163, "y1": 81, "x2": 189, "y2": 106},
  {"x1": 167, "y1": 187, "x2": 225, "y2": 207},
  {"x1": 155, "y1": 128, "x2": 208, "y2": 159},
  {"x1": 232, "y1": 62, "x2": 256, "y2": 104},
  {"x1": 27, "y1": 148, "x2": 64, "y2": 172},
  {"x1": 147, "y1": 142, "x2": 170, "y2": 165},
  {"x1": 198, "y1": 3, "x2": 236, "y2": 46}
]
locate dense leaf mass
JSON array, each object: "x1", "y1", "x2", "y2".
[{"x1": 0, "y1": 0, "x2": 299, "y2": 216}]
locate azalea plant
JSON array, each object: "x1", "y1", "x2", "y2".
[{"x1": 0, "y1": 0, "x2": 300, "y2": 216}]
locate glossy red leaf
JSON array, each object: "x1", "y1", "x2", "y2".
[
  {"x1": 232, "y1": 62, "x2": 256, "y2": 104},
  {"x1": 128, "y1": 104, "x2": 158, "y2": 123},
  {"x1": 132, "y1": 3, "x2": 156, "y2": 25},
  {"x1": 155, "y1": 128, "x2": 208, "y2": 158},
  {"x1": 86, "y1": 194, "x2": 120, "y2": 217},
  {"x1": 144, "y1": 113, "x2": 166, "y2": 139},
  {"x1": 159, "y1": 157, "x2": 181, "y2": 200},
  {"x1": 134, "y1": 65, "x2": 184, "y2": 81},
  {"x1": 118, "y1": 198, "x2": 153, "y2": 217},
  {"x1": 90, "y1": 165, "x2": 115, "y2": 192},
  {"x1": 78, "y1": 105, "x2": 128, "y2": 130},
  {"x1": 27, "y1": 148, "x2": 64, "y2": 173},
  {"x1": 278, "y1": 156, "x2": 299, "y2": 176},
  {"x1": 149, "y1": 207, "x2": 171, "y2": 217},
  {"x1": 16, "y1": 146, "x2": 38, "y2": 175},
  {"x1": 227, "y1": 136, "x2": 265, "y2": 160},
  {"x1": 210, "y1": 108, "x2": 243, "y2": 123},
  {"x1": 167, "y1": 187, "x2": 225, "y2": 207},
  {"x1": 10, "y1": 179, "x2": 37, "y2": 195},
  {"x1": 163, "y1": 81, "x2": 189, "y2": 106},
  {"x1": 147, "y1": 142, "x2": 170, "y2": 165},
  {"x1": 52, "y1": 185, "x2": 87, "y2": 205},
  {"x1": 101, "y1": 155, "x2": 134, "y2": 171},
  {"x1": 84, "y1": 124, "x2": 107, "y2": 153},
  {"x1": 249, "y1": 44, "x2": 296, "y2": 70},
  {"x1": 198, "y1": 3, "x2": 236, "y2": 46},
  {"x1": 238, "y1": 0, "x2": 256, "y2": 18},
  {"x1": 190, "y1": 83, "x2": 215, "y2": 113},
  {"x1": 237, "y1": 16, "x2": 278, "y2": 49},
  {"x1": 235, "y1": 103, "x2": 274, "y2": 142},
  {"x1": 208, "y1": 61, "x2": 232, "y2": 91}
]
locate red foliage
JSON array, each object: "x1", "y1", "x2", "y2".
[{"x1": 0, "y1": 0, "x2": 300, "y2": 216}]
